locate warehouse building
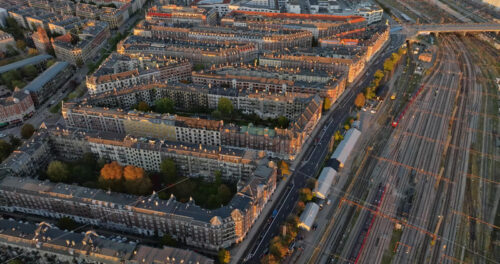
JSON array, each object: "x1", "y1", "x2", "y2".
[
  {"x1": 331, "y1": 128, "x2": 361, "y2": 168},
  {"x1": 313, "y1": 167, "x2": 337, "y2": 199},
  {"x1": 298, "y1": 202, "x2": 320, "y2": 231}
]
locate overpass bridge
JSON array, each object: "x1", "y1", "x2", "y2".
[{"x1": 395, "y1": 23, "x2": 500, "y2": 36}]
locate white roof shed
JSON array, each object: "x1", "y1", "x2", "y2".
[
  {"x1": 298, "y1": 202, "x2": 320, "y2": 231},
  {"x1": 314, "y1": 167, "x2": 337, "y2": 199},
  {"x1": 331, "y1": 128, "x2": 361, "y2": 168}
]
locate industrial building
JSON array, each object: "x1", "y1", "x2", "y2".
[
  {"x1": 331, "y1": 128, "x2": 361, "y2": 168},
  {"x1": 298, "y1": 202, "x2": 320, "y2": 231},
  {"x1": 313, "y1": 166, "x2": 337, "y2": 199}
]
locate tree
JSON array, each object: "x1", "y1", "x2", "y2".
[
  {"x1": 154, "y1": 98, "x2": 174, "y2": 114},
  {"x1": 72, "y1": 164, "x2": 95, "y2": 184},
  {"x1": 299, "y1": 188, "x2": 313, "y2": 202},
  {"x1": 9, "y1": 135, "x2": 21, "y2": 148},
  {"x1": 354, "y1": 93, "x2": 366, "y2": 108},
  {"x1": 323, "y1": 97, "x2": 332, "y2": 111},
  {"x1": 334, "y1": 130, "x2": 343, "y2": 141},
  {"x1": 75, "y1": 57, "x2": 84, "y2": 67},
  {"x1": 8, "y1": 259, "x2": 23, "y2": 264},
  {"x1": 0, "y1": 140, "x2": 13, "y2": 162},
  {"x1": 20, "y1": 123, "x2": 35, "y2": 139},
  {"x1": 57, "y1": 216, "x2": 78, "y2": 230},
  {"x1": 11, "y1": 80, "x2": 26, "y2": 89},
  {"x1": 47, "y1": 59, "x2": 56, "y2": 67},
  {"x1": 15, "y1": 39, "x2": 26, "y2": 51},
  {"x1": 294, "y1": 201, "x2": 305, "y2": 214},
  {"x1": 100, "y1": 161, "x2": 123, "y2": 180},
  {"x1": 22, "y1": 65, "x2": 38, "y2": 80},
  {"x1": 214, "y1": 170, "x2": 222, "y2": 186},
  {"x1": 277, "y1": 116, "x2": 289, "y2": 129},
  {"x1": 218, "y1": 248, "x2": 231, "y2": 264},
  {"x1": 47, "y1": 160, "x2": 70, "y2": 182},
  {"x1": 306, "y1": 178, "x2": 317, "y2": 190},
  {"x1": 270, "y1": 236, "x2": 288, "y2": 258},
  {"x1": 161, "y1": 233, "x2": 177, "y2": 247},
  {"x1": 193, "y1": 63, "x2": 204, "y2": 71},
  {"x1": 124, "y1": 176, "x2": 152, "y2": 195},
  {"x1": 217, "y1": 98, "x2": 234, "y2": 116},
  {"x1": 123, "y1": 165, "x2": 145, "y2": 181},
  {"x1": 374, "y1": 69, "x2": 384, "y2": 80},
  {"x1": 217, "y1": 184, "x2": 232, "y2": 205},
  {"x1": 160, "y1": 159, "x2": 177, "y2": 185},
  {"x1": 135, "y1": 101, "x2": 151, "y2": 112},
  {"x1": 260, "y1": 254, "x2": 279, "y2": 264},
  {"x1": 211, "y1": 110, "x2": 222, "y2": 119}
]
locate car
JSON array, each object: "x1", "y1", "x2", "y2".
[
  {"x1": 327, "y1": 199, "x2": 331, "y2": 205},
  {"x1": 0, "y1": 133, "x2": 6, "y2": 138},
  {"x1": 371, "y1": 110, "x2": 376, "y2": 114}
]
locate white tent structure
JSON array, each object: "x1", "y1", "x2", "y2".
[
  {"x1": 313, "y1": 167, "x2": 337, "y2": 199},
  {"x1": 331, "y1": 128, "x2": 361, "y2": 168},
  {"x1": 298, "y1": 202, "x2": 320, "y2": 231}
]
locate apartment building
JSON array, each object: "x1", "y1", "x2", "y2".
[
  {"x1": 0, "y1": 156, "x2": 276, "y2": 250},
  {"x1": 0, "y1": 219, "x2": 214, "y2": 264},
  {"x1": 100, "y1": 4, "x2": 130, "y2": 29},
  {"x1": 31, "y1": 27, "x2": 51, "y2": 53},
  {"x1": 89, "y1": 83, "x2": 209, "y2": 111},
  {"x1": 319, "y1": 24, "x2": 389, "y2": 62},
  {"x1": 146, "y1": 4, "x2": 217, "y2": 26},
  {"x1": 259, "y1": 49, "x2": 365, "y2": 82},
  {"x1": 53, "y1": 20, "x2": 110, "y2": 65},
  {"x1": 0, "y1": 90, "x2": 35, "y2": 125},
  {"x1": 24, "y1": 61, "x2": 74, "y2": 106},
  {"x1": 75, "y1": 3, "x2": 101, "y2": 20},
  {"x1": 192, "y1": 65, "x2": 347, "y2": 102},
  {"x1": 62, "y1": 103, "x2": 223, "y2": 146},
  {"x1": 86, "y1": 53, "x2": 192, "y2": 95},
  {"x1": 221, "y1": 10, "x2": 367, "y2": 38},
  {"x1": 0, "y1": 131, "x2": 52, "y2": 177},
  {"x1": 221, "y1": 94, "x2": 323, "y2": 159},
  {"x1": 117, "y1": 35, "x2": 258, "y2": 65},
  {"x1": 0, "y1": 30, "x2": 15, "y2": 53},
  {"x1": 135, "y1": 22, "x2": 312, "y2": 51}
]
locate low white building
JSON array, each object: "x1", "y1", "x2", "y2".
[
  {"x1": 331, "y1": 128, "x2": 361, "y2": 168},
  {"x1": 299, "y1": 202, "x2": 320, "y2": 231},
  {"x1": 314, "y1": 167, "x2": 337, "y2": 199}
]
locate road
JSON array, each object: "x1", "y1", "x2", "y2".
[{"x1": 240, "y1": 30, "x2": 407, "y2": 264}]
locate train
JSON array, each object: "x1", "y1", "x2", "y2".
[
  {"x1": 392, "y1": 84, "x2": 426, "y2": 128},
  {"x1": 349, "y1": 184, "x2": 388, "y2": 264}
]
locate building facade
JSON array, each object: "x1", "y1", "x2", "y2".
[
  {"x1": 0, "y1": 90, "x2": 35, "y2": 125},
  {"x1": 86, "y1": 53, "x2": 192, "y2": 95}
]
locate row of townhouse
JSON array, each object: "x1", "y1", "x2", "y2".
[
  {"x1": 134, "y1": 22, "x2": 313, "y2": 51},
  {"x1": 319, "y1": 24, "x2": 390, "y2": 62},
  {"x1": 259, "y1": 49, "x2": 366, "y2": 83},
  {"x1": 117, "y1": 35, "x2": 258, "y2": 66},
  {"x1": 85, "y1": 81, "x2": 321, "y2": 122},
  {"x1": 0, "y1": 155, "x2": 276, "y2": 250},
  {"x1": 86, "y1": 53, "x2": 192, "y2": 95},
  {"x1": 8, "y1": 6, "x2": 82, "y2": 34},
  {"x1": 145, "y1": 4, "x2": 218, "y2": 26},
  {"x1": 221, "y1": 10, "x2": 367, "y2": 38},
  {"x1": 0, "y1": 218, "x2": 214, "y2": 264},
  {"x1": 192, "y1": 65, "x2": 347, "y2": 103},
  {"x1": 62, "y1": 103, "x2": 223, "y2": 146},
  {"x1": 62, "y1": 90, "x2": 322, "y2": 159}
]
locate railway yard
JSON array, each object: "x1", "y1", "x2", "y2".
[{"x1": 292, "y1": 1, "x2": 499, "y2": 264}]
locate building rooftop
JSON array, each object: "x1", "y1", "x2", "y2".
[
  {"x1": 24, "y1": 61, "x2": 69, "y2": 92},
  {"x1": 0, "y1": 54, "x2": 52, "y2": 74}
]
